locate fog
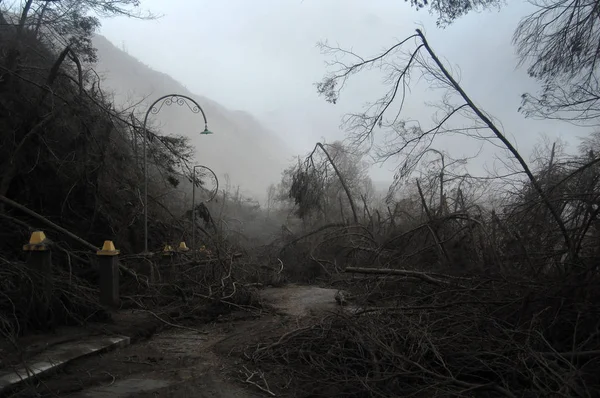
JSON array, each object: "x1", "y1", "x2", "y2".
[{"x1": 98, "y1": 0, "x2": 594, "y2": 194}]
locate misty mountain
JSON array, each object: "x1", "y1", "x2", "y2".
[{"x1": 91, "y1": 34, "x2": 293, "y2": 200}]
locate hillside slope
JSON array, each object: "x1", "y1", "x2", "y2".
[{"x1": 91, "y1": 34, "x2": 293, "y2": 200}]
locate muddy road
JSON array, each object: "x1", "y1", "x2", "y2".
[{"x1": 18, "y1": 285, "x2": 344, "y2": 398}]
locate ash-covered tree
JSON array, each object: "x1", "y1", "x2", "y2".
[
  {"x1": 403, "y1": 0, "x2": 600, "y2": 125},
  {"x1": 285, "y1": 141, "x2": 373, "y2": 225},
  {"x1": 498, "y1": 134, "x2": 600, "y2": 273},
  {"x1": 315, "y1": 26, "x2": 576, "y2": 260},
  {"x1": 0, "y1": 0, "x2": 153, "y2": 63},
  {"x1": 0, "y1": 0, "x2": 195, "y2": 253},
  {"x1": 404, "y1": 0, "x2": 506, "y2": 26},
  {"x1": 513, "y1": 1, "x2": 600, "y2": 125}
]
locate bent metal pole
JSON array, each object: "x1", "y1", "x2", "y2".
[
  {"x1": 191, "y1": 165, "x2": 219, "y2": 250},
  {"x1": 142, "y1": 94, "x2": 212, "y2": 254},
  {"x1": 192, "y1": 165, "x2": 197, "y2": 250}
]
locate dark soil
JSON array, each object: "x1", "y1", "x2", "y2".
[{"x1": 4, "y1": 285, "x2": 343, "y2": 398}]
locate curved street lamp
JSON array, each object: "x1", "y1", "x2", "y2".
[{"x1": 142, "y1": 94, "x2": 213, "y2": 254}]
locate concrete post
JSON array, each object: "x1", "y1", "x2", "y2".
[
  {"x1": 176, "y1": 241, "x2": 190, "y2": 263},
  {"x1": 177, "y1": 241, "x2": 190, "y2": 254},
  {"x1": 23, "y1": 231, "x2": 52, "y2": 328},
  {"x1": 97, "y1": 240, "x2": 120, "y2": 308},
  {"x1": 160, "y1": 244, "x2": 174, "y2": 282},
  {"x1": 175, "y1": 241, "x2": 190, "y2": 280}
]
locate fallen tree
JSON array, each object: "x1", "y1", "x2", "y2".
[
  {"x1": 248, "y1": 265, "x2": 600, "y2": 397},
  {"x1": 344, "y1": 266, "x2": 463, "y2": 286}
]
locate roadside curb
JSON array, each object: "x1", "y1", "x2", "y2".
[
  {"x1": 0, "y1": 312, "x2": 164, "y2": 396},
  {"x1": 0, "y1": 335, "x2": 130, "y2": 396}
]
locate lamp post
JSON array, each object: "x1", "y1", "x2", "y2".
[
  {"x1": 191, "y1": 165, "x2": 218, "y2": 250},
  {"x1": 142, "y1": 94, "x2": 213, "y2": 254}
]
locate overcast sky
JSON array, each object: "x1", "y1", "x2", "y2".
[{"x1": 99, "y1": 0, "x2": 594, "y2": 183}]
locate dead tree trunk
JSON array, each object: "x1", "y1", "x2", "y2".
[{"x1": 416, "y1": 28, "x2": 574, "y2": 261}]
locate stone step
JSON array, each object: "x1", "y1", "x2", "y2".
[{"x1": 0, "y1": 335, "x2": 130, "y2": 394}]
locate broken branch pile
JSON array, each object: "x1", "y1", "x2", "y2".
[
  {"x1": 117, "y1": 251, "x2": 263, "y2": 326},
  {"x1": 249, "y1": 268, "x2": 600, "y2": 397},
  {"x1": 0, "y1": 255, "x2": 109, "y2": 339}
]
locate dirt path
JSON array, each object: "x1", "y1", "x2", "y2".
[
  {"x1": 14, "y1": 284, "x2": 342, "y2": 398},
  {"x1": 259, "y1": 284, "x2": 339, "y2": 317}
]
